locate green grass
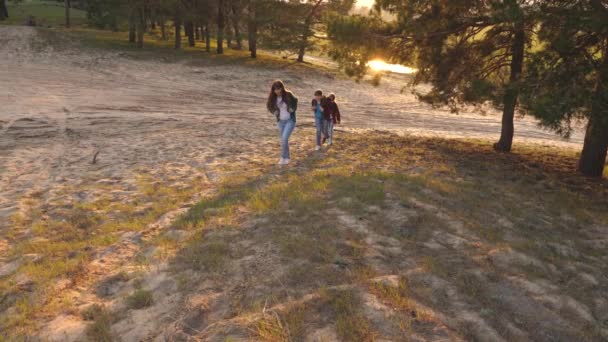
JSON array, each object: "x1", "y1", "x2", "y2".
[
  {"x1": 255, "y1": 304, "x2": 307, "y2": 341},
  {"x1": 3, "y1": 1, "x2": 86, "y2": 27},
  {"x1": 168, "y1": 131, "x2": 606, "y2": 340},
  {"x1": 321, "y1": 288, "x2": 377, "y2": 341},
  {"x1": 0, "y1": 173, "x2": 206, "y2": 338},
  {"x1": 125, "y1": 289, "x2": 154, "y2": 310},
  {"x1": 84, "y1": 305, "x2": 115, "y2": 341}
]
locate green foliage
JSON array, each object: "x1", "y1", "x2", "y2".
[
  {"x1": 520, "y1": 1, "x2": 608, "y2": 137},
  {"x1": 85, "y1": 0, "x2": 126, "y2": 30},
  {"x1": 326, "y1": 13, "x2": 381, "y2": 78}
]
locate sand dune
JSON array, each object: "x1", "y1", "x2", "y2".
[
  {"x1": 0, "y1": 26, "x2": 584, "y2": 233},
  {"x1": 0, "y1": 26, "x2": 594, "y2": 340}
]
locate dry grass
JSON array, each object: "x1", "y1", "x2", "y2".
[
  {"x1": 125, "y1": 289, "x2": 154, "y2": 310},
  {"x1": 167, "y1": 131, "x2": 607, "y2": 340},
  {"x1": 3, "y1": 130, "x2": 607, "y2": 340}
]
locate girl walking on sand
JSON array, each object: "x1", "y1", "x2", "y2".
[{"x1": 267, "y1": 80, "x2": 298, "y2": 165}]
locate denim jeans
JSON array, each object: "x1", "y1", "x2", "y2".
[
  {"x1": 324, "y1": 119, "x2": 334, "y2": 143},
  {"x1": 315, "y1": 116, "x2": 324, "y2": 146},
  {"x1": 278, "y1": 118, "x2": 295, "y2": 159}
]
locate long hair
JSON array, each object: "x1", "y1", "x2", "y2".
[{"x1": 267, "y1": 80, "x2": 288, "y2": 112}]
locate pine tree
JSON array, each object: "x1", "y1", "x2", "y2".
[
  {"x1": 521, "y1": 0, "x2": 608, "y2": 177},
  {"x1": 0, "y1": 0, "x2": 8, "y2": 21},
  {"x1": 328, "y1": 0, "x2": 539, "y2": 152}
]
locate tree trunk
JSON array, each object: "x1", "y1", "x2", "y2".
[
  {"x1": 579, "y1": 116, "x2": 608, "y2": 177},
  {"x1": 297, "y1": 0, "x2": 323, "y2": 62},
  {"x1": 150, "y1": 9, "x2": 156, "y2": 30},
  {"x1": 232, "y1": 5, "x2": 242, "y2": 50},
  {"x1": 185, "y1": 21, "x2": 195, "y2": 47},
  {"x1": 205, "y1": 25, "x2": 211, "y2": 52},
  {"x1": 248, "y1": 0, "x2": 257, "y2": 58},
  {"x1": 217, "y1": 0, "x2": 225, "y2": 54},
  {"x1": 65, "y1": 0, "x2": 70, "y2": 28},
  {"x1": 1, "y1": 0, "x2": 9, "y2": 20},
  {"x1": 128, "y1": 11, "x2": 136, "y2": 43},
  {"x1": 160, "y1": 19, "x2": 166, "y2": 40},
  {"x1": 136, "y1": 7, "x2": 145, "y2": 48},
  {"x1": 494, "y1": 24, "x2": 524, "y2": 152},
  {"x1": 578, "y1": 45, "x2": 608, "y2": 177},
  {"x1": 174, "y1": 16, "x2": 181, "y2": 49}
]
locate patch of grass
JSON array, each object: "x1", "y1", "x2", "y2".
[
  {"x1": 175, "y1": 236, "x2": 231, "y2": 272},
  {"x1": 85, "y1": 305, "x2": 115, "y2": 342},
  {"x1": 4, "y1": 1, "x2": 87, "y2": 27},
  {"x1": 332, "y1": 173, "x2": 386, "y2": 209},
  {"x1": 81, "y1": 303, "x2": 106, "y2": 321},
  {"x1": 369, "y1": 278, "x2": 434, "y2": 322},
  {"x1": 321, "y1": 288, "x2": 376, "y2": 342},
  {"x1": 125, "y1": 289, "x2": 154, "y2": 310},
  {"x1": 248, "y1": 173, "x2": 330, "y2": 213},
  {"x1": 419, "y1": 255, "x2": 450, "y2": 278},
  {"x1": 255, "y1": 304, "x2": 307, "y2": 342}
]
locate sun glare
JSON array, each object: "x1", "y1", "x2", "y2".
[{"x1": 367, "y1": 60, "x2": 417, "y2": 74}]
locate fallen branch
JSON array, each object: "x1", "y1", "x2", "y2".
[{"x1": 92, "y1": 150, "x2": 100, "y2": 164}]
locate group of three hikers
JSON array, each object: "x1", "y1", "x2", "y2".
[{"x1": 266, "y1": 80, "x2": 342, "y2": 165}]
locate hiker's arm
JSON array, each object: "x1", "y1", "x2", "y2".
[{"x1": 288, "y1": 95, "x2": 298, "y2": 113}]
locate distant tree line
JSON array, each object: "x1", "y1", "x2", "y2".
[
  {"x1": 326, "y1": 0, "x2": 608, "y2": 178},
  {"x1": 82, "y1": 0, "x2": 353, "y2": 60}
]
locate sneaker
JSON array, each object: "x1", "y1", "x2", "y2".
[
  {"x1": 283, "y1": 158, "x2": 290, "y2": 165},
  {"x1": 328, "y1": 138, "x2": 333, "y2": 145},
  {"x1": 278, "y1": 158, "x2": 285, "y2": 165},
  {"x1": 315, "y1": 145, "x2": 321, "y2": 151}
]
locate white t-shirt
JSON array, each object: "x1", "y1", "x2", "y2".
[{"x1": 276, "y1": 96, "x2": 291, "y2": 120}]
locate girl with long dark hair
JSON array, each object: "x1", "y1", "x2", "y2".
[{"x1": 267, "y1": 80, "x2": 298, "y2": 165}]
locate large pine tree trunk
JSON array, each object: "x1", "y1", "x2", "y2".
[
  {"x1": 226, "y1": 25, "x2": 232, "y2": 48},
  {"x1": 217, "y1": 0, "x2": 225, "y2": 54},
  {"x1": 65, "y1": 0, "x2": 70, "y2": 28},
  {"x1": 248, "y1": 0, "x2": 257, "y2": 58},
  {"x1": 128, "y1": 11, "x2": 136, "y2": 43},
  {"x1": 232, "y1": 6, "x2": 242, "y2": 50},
  {"x1": 297, "y1": 39, "x2": 307, "y2": 62},
  {"x1": 205, "y1": 25, "x2": 211, "y2": 52},
  {"x1": 297, "y1": 0, "x2": 323, "y2": 63},
  {"x1": 174, "y1": 17, "x2": 181, "y2": 49},
  {"x1": 494, "y1": 24, "x2": 524, "y2": 152},
  {"x1": 185, "y1": 21, "x2": 195, "y2": 47},
  {"x1": 579, "y1": 115, "x2": 608, "y2": 177},
  {"x1": 578, "y1": 46, "x2": 608, "y2": 177},
  {"x1": 136, "y1": 8, "x2": 145, "y2": 48},
  {"x1": 160, "y1": 19, "x2": 166, "y2": 40},
  {"x1": 0, "y1": 0, "x2": 8, "y2": 21}
]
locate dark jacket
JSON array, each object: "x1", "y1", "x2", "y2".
[
  {"x1": 326, "y1": 101, "x2": 341, "y2": 123},
  {"x1": 268, "y1": 91, "x2": 298, "y2": 122},
  {"x1": 311, "y1": 97, "x2": 332, "y2": 120}
]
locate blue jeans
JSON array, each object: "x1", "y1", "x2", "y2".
[
  {"x1": 278, "y1": 119, "x2": 295, "y2": 159},
  {"x1": 324, "y1": 119, "x2": 334, "y2": 143},
  {"x1": 315, "y1": 116, "x2": 324, "y2": 146}
]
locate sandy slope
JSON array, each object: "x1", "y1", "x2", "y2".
[
  {"x1": 0, "y1": 26, "x2": 594, "y2": 340},
  {"x1": 0, "y1": 26, "x2": 584, "y2": 233}
]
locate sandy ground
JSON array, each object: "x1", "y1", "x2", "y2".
[
  {"x1": 0, "y1": 26, "x2": 595, "y2": 340},
  {"x1": 0, "y1": 26, "x2": 585, "y2": 234}
]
